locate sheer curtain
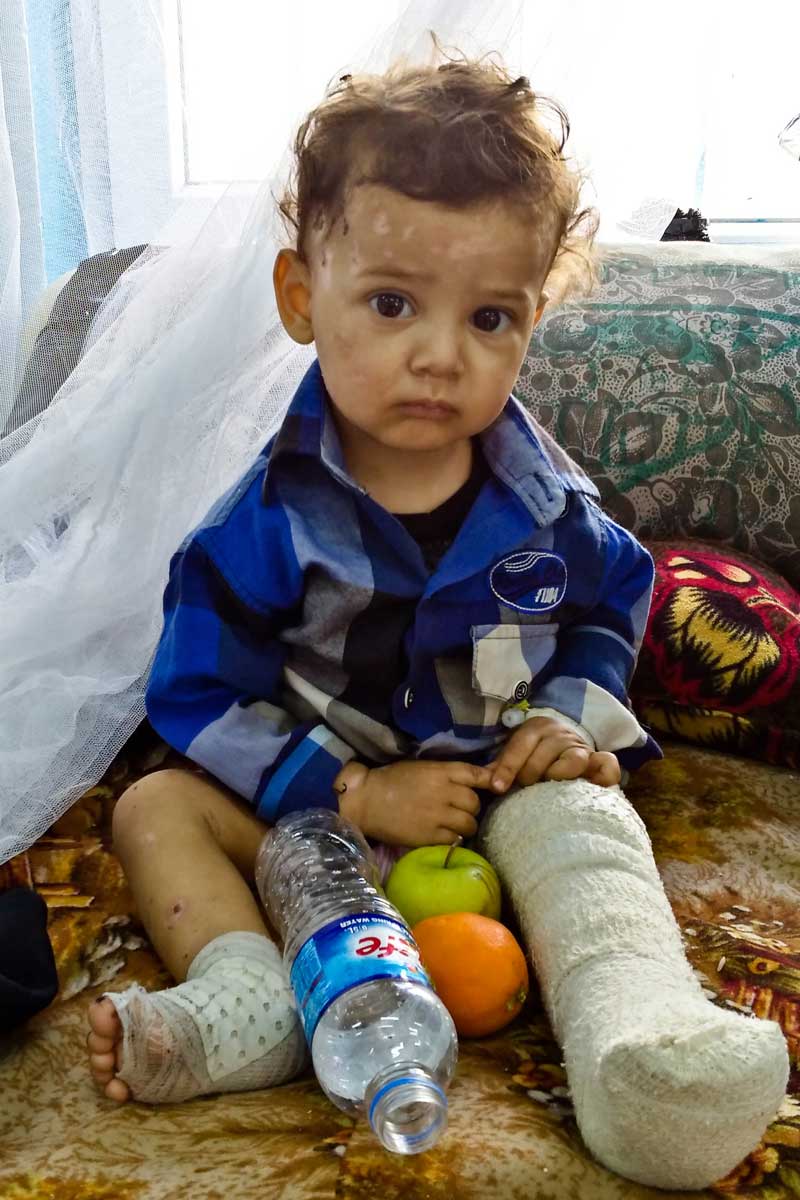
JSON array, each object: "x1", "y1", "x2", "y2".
[
  {"x1": 0, "y1": 0, "x2": 795, "y2": 861},
  {"x1": 0, "y1": 0, "x2": 46, "y2": 429}
]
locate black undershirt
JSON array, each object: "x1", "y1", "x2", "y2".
[
  {"x1": 395, "y1": 443, "x2": 490, "y2": 572},
  {"x1": 335, "y1": 445, "x2": 490, "y2": 726}
]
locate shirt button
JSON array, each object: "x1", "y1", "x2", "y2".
[{"x1": 403, "y1": 687, "x2": 415, "y2": 709}]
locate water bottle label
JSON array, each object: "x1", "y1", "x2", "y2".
[{"x1": 290, "y1": 912, "x2": 432, "y2": 1042}]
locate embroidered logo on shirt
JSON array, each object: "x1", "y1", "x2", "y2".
[{"x1": 489, "y1": 551, "x2": 568, "y2": 613}]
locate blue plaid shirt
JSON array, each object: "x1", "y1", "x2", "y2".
[{"x1": 146, "y1": 359, "x2": 661, "y2": 823}]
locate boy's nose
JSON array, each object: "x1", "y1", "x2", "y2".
[{"x1": 409, "y1": 324, "x2": 464, "y2": 378}]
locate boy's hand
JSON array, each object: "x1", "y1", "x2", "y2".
[
  {"x1": 336, "y1": 760, "x2": 493, "y2": 847},
  {"x1": 486, "y1": 715, "x2": 621, "y2": 793}
]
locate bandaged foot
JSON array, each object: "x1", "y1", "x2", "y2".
[
  {"x1": 87, "y1": 931, "x2": 307, "y2": 1104},
  {"x1": 479, "y1": 779, "x2": 789, "y2": 1191}
]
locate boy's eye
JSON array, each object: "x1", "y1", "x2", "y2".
[
  {"x1": 370, "y1": 293, "x2": 412, "y2": 319},
  {"x1": 473, "y1": 308, "x2": 511, "y2": 334}
]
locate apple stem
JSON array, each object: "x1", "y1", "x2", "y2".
[{"x1": 443, "y1": 836, "x2": 463, "y2": 869}]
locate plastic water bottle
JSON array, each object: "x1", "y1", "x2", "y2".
[{"x1": 255, "y1": 808, "x2": 458, "y2": 1154}]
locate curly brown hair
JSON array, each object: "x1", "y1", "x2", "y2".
[{"x1": 278, "y1": 43, "x2": 598, "y2": 303}]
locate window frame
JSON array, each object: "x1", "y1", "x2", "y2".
[{"x1": 88, "y1": 0, "x2": 231, "y2": 247}]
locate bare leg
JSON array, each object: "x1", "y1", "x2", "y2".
[{"x1": 87, "y1": 768, "x2": 286, "y2": 1102}]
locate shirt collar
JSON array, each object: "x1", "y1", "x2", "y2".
[
  {"x1": 264, "y1": 357, "x2": 599, "y2": 524},
  {"x1": 480, "y1": 393, "x2": 600, "y2": 526},
  {"x1": 266, "y1": 359, "x2": 361, "y2": 494}
]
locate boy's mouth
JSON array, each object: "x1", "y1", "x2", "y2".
[{"x1": 396, "y1": 400, "x2": 457, "y2": 419}]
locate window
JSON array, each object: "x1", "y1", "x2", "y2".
[
  {"x1": 93, "y1": 0, "x2": 404, "y2": 246},
  {"x1": 93, "y1": 0, "x2": 800, "y2": 246},
  {"x1": 699, "y1": 9, "x2": 799, "y2": 240}
]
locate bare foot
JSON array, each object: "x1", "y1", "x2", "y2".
[{"x1": 87, "y1": 996, "x2": 131, "y2": 1102}]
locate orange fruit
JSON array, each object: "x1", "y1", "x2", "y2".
[{"x1": 413, "y1": 912, "x2": 529, "y2": 1038}]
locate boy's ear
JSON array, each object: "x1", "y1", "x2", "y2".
[
  {"x1": 273, "y1": 249, "x2": 314, "y2": 344},
  {"x1": 533, "y1": 292, "x2": 549, "y2": 328}
]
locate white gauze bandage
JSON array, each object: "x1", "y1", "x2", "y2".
[
  {"x1": 107, "y1": 931, "x2": 307, "y2": 1104},
  {"x1": 479, "y1": 779, "x2": 789, "y2": 1191}
]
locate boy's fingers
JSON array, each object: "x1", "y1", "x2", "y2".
[
  {"x1": 448, "y1": 762, "x2": 494, "y2": 791},
  {"x1": 585, "y1": 751, "x2": 621, "y2": 787},
  {"x1": 489, "y1": 724, "x2": 595, "y2": 794},
  {"x1": 489, "y1": 733, "x2": 539, "y2": 793},
  {"x1": 426, "y1": 826, "x2": 461, "y2": 846},
  {"x1": 543, "y1": 746, "x2": 592, "y2": 781},
  {"x1": 519, "y1": 738, "x2": 589, "y2": 786},
  {"x1": 450, "y1": 786, "x2": 481, "y2": 816},
  {"x1": 440, "y1": 807, "x2": 479, "y2": 840}
]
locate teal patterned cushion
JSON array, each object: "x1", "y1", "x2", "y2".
[{"x1": 515, "y1": 247, "x2": 800, "y2": 589}]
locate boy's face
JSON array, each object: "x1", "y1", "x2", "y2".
[{"x1": 276, "y1": 184, "x2": 554, "y2": 458}]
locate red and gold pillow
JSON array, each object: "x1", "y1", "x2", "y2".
[{"x1": 631, "y1": 541, "x2": 800, "y2": 769}]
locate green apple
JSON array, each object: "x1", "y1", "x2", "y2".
[{"x1": 385, "y1": 845, "x2": 502, "y2": 928}]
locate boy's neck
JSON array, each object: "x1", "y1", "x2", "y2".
[{"x1": 335, "y1": 419, "x2": 474, "y2": 515}]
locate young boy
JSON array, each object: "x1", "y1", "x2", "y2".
[{"x1": 86, "y1": 54, "x2": 787, "y2": 1188}]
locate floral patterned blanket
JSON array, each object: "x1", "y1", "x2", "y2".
[
  {"x1": 518, "y1": 243, "x2": 800, "y2": 591},
  {"x1": 1, "y1": 733, "x2": 799, "y2": 1200}
]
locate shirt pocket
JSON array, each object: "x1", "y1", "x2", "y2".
[{"x1": 471, "y1": 623, "x2": 558, "y2": 702}]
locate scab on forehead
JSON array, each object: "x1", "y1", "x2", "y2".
[{"x1": 372, "y1": 211, "x2": 392, "y2": 236}]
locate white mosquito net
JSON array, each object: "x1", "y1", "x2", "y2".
[{"x1": 0, "y1": 0, "x2": 751, "y2": 860}]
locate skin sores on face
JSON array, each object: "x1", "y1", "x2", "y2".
[
  {"x1": 310, "y1": 186, "x2": 549, "y2": 450},
  {"x1": 274, "y1": 183, "x2": 555, "y2": 512}
]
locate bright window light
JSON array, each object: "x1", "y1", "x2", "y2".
[
  {"x1": 179, "y1": 0, "x2": 404, "y2": 183},
  {"x1": 177, "y1": 0, "x2": 800, "y2": 222},
  {"x1": 699, "y1": 13, "x2": 800, "y2": 219}
]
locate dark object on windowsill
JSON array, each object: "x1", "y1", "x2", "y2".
[{"x1": 661, "y1": 208, "x2": 710, "y2": 242}]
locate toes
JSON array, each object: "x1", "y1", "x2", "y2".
[
  {"x1": 90, "y1": 1051, "x2": 117, "y2": 1078},
  {"x1": 105, "y1": 1076, "x2": 131, "y2": 1103},
  {"x1": 88, "y1": 994, "x2": 129, "y2": 1099},
  {"x1": 87, "y1": 1030, "x2": 115, "y2": 1055},
  {"x1": 88, "y1": 996, "x2": 122, "y2": 1041}
]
